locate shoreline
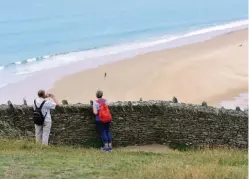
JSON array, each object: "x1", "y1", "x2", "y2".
[
  {"x1": 0, "y1": 20, "x2": 247, "y2": 70},
  {"x1": 50, "y1": 29, "x2": 248, "y2": 109},
  {"x1": 0, "y1": 26, "x2": 247, "y2": 107}
]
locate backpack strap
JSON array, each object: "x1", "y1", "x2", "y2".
[
  {"x1": 96, "y1": 99, "x2": 105, "y2": 104},
  {"x1": 39, "y1": 100, "x2": 46, "y2": 110},
  {"x1": 39, "y1": 100, "x2": 47, "y2": 119},
  {"x1": 34, "y1": 100, "x2": 38, "y2": 109},
  {"x1": 34, "y1": 99, "x2": 46, "y2": 109},
  {"x1": 96, "y1": 99, "x2": 105, "y2": 115}
]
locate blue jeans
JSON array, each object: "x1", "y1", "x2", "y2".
[{"x1": 96, "y1": 121, "x2": 112, "y2": 144}]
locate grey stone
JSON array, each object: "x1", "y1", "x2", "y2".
[
  {"x1": 172, "y1": 97, "x2": 178, "y2": 103},
  {"x1": 235, "y1": 106, "x2": 241, "y2": 111},
  {"x1": 201, "y1": 101, "x2": 208, "y2": 107},
  {"x1": 62, "y1": 100, "x2": 69, "y2": 105},
  {"x1": 23, "y1": 98, "x2": 28, "y2": 106}
]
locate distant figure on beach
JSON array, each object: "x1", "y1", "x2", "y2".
[
  {"x1": 93, "y1": 90, "x2": 112, "y2": 151},
  {"x1": 104, "y1": 72, "x2": 107, "y2": 78},
  {"x1": 33, "y1": 90, "x2": 60, "y2": 145}
]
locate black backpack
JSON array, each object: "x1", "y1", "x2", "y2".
[{"x1": 33, "y1": 100, "x2": 47, "y2": 125}]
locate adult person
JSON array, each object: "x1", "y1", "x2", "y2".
[
  {"x1": 33, "y1": 90, "x2": 60, "y2": 145},
  {"x1": 93, "y1": 90, "x2": 112, "y2": 151}
]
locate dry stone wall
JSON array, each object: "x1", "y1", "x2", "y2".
[{"x1": 0, "y1": 101, "x2": 247, "y2": 149}]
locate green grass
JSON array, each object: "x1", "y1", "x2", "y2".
[{"x1": 0, "y1": 140, "x2": 247, "y2": 179}]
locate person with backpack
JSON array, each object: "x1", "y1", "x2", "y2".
[
  {"x1": 33, "y1": 90, "x2": 60, "y2": 145},
  {"x1": 93, "y1": 90, "x2": 112, "y2": 151}
]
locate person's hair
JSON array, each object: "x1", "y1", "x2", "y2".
[
  {"x1": 96, "y1": 90, "x2": 103, "y2": 98},
  {"x1": 38, "y1": 90, "x2": 46, "y2": 98}
]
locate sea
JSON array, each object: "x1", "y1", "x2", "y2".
[{"x1": 0, "y1": 0, "x2": 248, "y2": 104}]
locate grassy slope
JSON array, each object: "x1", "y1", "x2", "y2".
[{"x1": 0, "y1": 140, "x2": 247, "y2": 179}]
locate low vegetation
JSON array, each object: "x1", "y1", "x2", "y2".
[{"x1": 0, "y1": 140, "x2": 247, "y2": 179}]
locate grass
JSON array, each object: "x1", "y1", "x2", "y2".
[{"x1": 0, "y1": 140, "x2": 247, "y2": 179}]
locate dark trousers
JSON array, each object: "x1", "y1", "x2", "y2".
[{"x1": 96, "y1": 121, "x2": 112, "y2": 144}]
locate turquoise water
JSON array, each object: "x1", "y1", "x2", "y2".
[{"x1": 0, "y1": 0, "x2": 247, "y2": 66}]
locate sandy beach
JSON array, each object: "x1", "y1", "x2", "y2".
[{"x1": 50, "y1": 29, "x2": 248, "y2": 108}]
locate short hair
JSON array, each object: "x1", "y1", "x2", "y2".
[
  {"x1": 38, "y1": 90, "x2": 45, "y2": 98},
  {"x1": 96, "y1": 90, "x2": 103, "y2": 98}
]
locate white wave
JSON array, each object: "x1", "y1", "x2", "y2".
[
  {"x1": 2, "y1": 19, "x2": 248, "y2": 81},
  {"x1": 13, "y1": 71, "x2": 34, "y2": 75},
  {"x1": 15, "y1": 61, "x2": 22, "y2": 65},
  {"x1": 70, "y1": 19, "x2": 248, "y2": 58},
  {"x1": 0, "y1": 66, "x2": 4, "y2": 70},
  {"x1": 184, "y1": 20, "x2": 248, "y2": 37},
  {"x1": 27, "y1": 58, "x2": 36, "y2": 63}
]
